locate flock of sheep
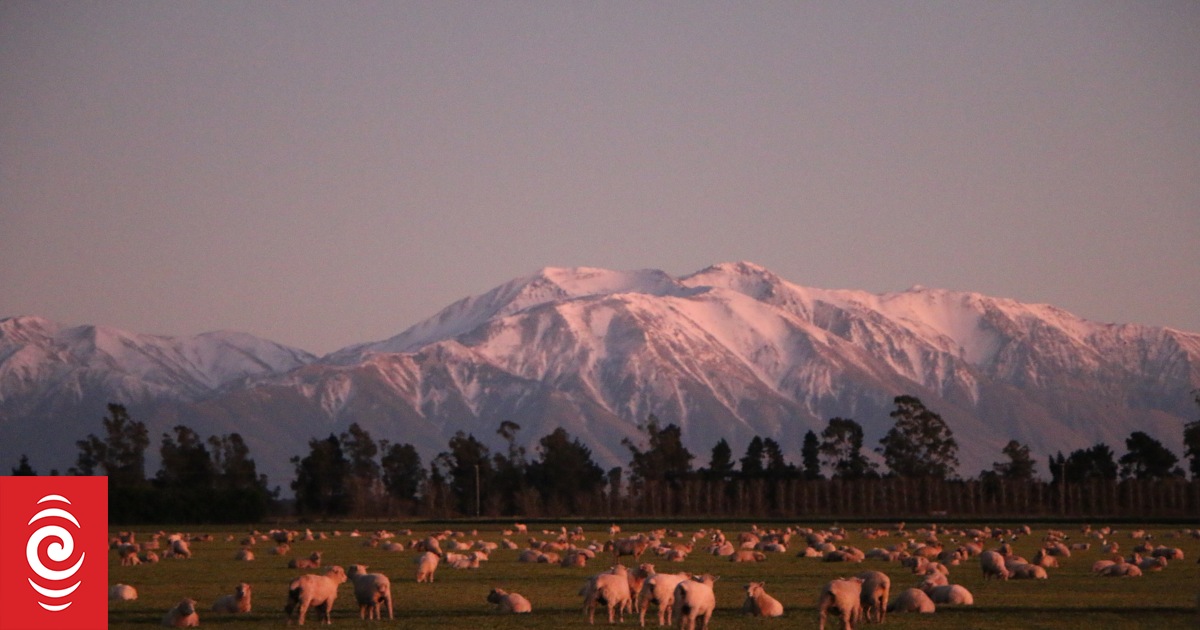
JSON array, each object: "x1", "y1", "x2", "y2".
[{"x1": 108, "y1": 521, "x2": 1199, "y2": 628}]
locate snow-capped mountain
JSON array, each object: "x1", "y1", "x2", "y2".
[{"x1": 3, "y1": 263, "x2": 1197, "y2": 488}]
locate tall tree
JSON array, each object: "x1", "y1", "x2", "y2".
[
  {"x1": 527, "y1": 427, "x2": 605, "y2": 514},
  {"x1": 380, "y1": 442, "x2": 425, "y2": 504},
  {"x1": 11, "y1": 454, "x2": 36, "y2": 476},
  {"x1": 491, "y1": 421, "x2": 528, "y2": 515},
  {"x1": 1118, "y1": 431, "x2": 1181, "y2": 480},
  {"x1": 819, "y1": 417, "x2": 877, "y2": 480},
  {"x1": 877, "y1": 395, "x2": 959, "y2": 479},
  {"x1": 291, "y1": 434, "x2": 350, "y2": 516},
  {"x1": 71, "y1": 403, "x2": 150, "y2": 485},
  {"x1": 157, "y1": 425, "x2": 214, "y2": 489},
  {"x1": 761, "y1": 437, "x2": 791, "y2": 479},
  {"x1": 702, "y1": 438, "x2": 735, "y2": 481},
  {"x1": 340, "y1": 423, "x2": 382, "y2": 514},
  {"x1": 438, "y1": 431, "x2": 493, "y2": 516},
  {"x1": 992, "y1": 440, "x2": 1037, "y2": 480},
  {"x1": 800, "y1": 430, "x2": 822, "y2": 480},
  {"x1": 739, "y1": 436, "x2": 766, "y2": 477},
  {"x1": 622, "y1": 415, "x2": 694, "y2": 485},
  {"x1": 1051, "y1": 443, "x2": 1118, "y2": 483},
  {"x1": 1184, "y1": 390, "x2": 1200, "y2": 479}
]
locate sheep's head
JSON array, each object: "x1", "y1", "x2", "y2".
[
  {"x1": 177, "y1": 599, "x2": 196, "y2": 615},
  {"x1": 236, "y1": 583, "x2": 251, "y2": 599}
]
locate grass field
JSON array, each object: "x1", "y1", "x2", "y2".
[{"x1": 108, "y1": 520, "x2": 1200, "y2": 629}]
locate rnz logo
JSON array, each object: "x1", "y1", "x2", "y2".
[{"x1": 0, "y1": 476, "x2": 107, "y2": 630}]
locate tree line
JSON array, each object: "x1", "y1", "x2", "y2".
[{"x1": 11, "y1": 393, "x2": 1200, "y2": 522}]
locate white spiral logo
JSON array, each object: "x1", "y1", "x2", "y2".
[{"x1": 26, "y1": 494, "x2": 85, "y2": 612}]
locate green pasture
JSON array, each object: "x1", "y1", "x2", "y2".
[{"x1": 108, "y1": 520, "x2": 1200, "y2": 629}]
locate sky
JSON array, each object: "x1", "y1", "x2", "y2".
[{"x1": 2, "y1": 1, "x2": 1198, "y2": 356}]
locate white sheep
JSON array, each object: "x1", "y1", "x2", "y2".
[
  {"x1": 1099, "y1": 563, "x2": 1143, "y2": 577},
  {"x1": 211, "y1": 583, "x2": 252, "y2": 614},
  {"x1": 289, "y1": 551, "x2": 323, "y2": 570},
  {"x1": 817, "y1": 577, "x2": 863, "y2": 630},
  {"x1": 285, "y1": 565, "x2": 348, "y2": 625},
  {"x1": 741, "y1": 581, "x2": 782, "y2": 618},
  {"x1": 1007, "y1": 562, "x2": 1048, "y2": 580},
  {"x1": 487, "y1": 587, "x2": 532, "y2": 613},
  {"x1": 980, "y1": 550, "x2": 1010, "y2": 580},
  {"x1": 729, "y1": 550, "x2": 766, "y2": 563},
  {"x1": 581, "y1": 564, "x2": 633, "y2": 624},
  {"x1": 235, "y1": 548, "x2": 255, "y2": 561},
  {"x1": 109, "y1": 584, "x2": 138, "y2": 601},
  {"x1": 672, "y1": 573, "x2": 718, "y2": 630},
  {"x1": 346, "y1": 564, "x2": 394, "y2": 620},
  {"x1": 162, "y1": 598, "x2": 199, "y2": 627},
  {"x1": 415, "y1": 551, "x2": 440, "y2": 583},
  {"x1": 856, "y1": 570, "x2": 890, "y2": 623},
  {"x1": 922, "y1": 584, "x2": 974, "y2": 605},
  {"x1": 168, "y1": 539, "x2": 192, "y2": 560},
  {"x1": 637, "y1": 570, "x2": 691, "y2": 627},
  {"x1": 887, "y1": 587, "x2": 936, "y2": 613}
]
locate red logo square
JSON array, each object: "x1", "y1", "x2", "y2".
[{"x1": 0, "y1": 476, "x2": 108, "y2": 630}]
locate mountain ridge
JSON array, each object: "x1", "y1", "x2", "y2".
[{"x1": 2, "y1": 262, "x2": 1196, "y2": 488}]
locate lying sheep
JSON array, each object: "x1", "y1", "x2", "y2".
[
  {"x1": 857, "y1": 570, "x2": 890, "y2": 623},
  {"x1": 817, "y1": 577, "x2": 863, "y2": 630},
  {"x1": 162, "y1": 598, "x2": 199, "y2": 627},
  {"x1": 415, "y1": 551, "x2": 440, "y2": 583},
  {"x1": 922, "y1": 584, "x2": 974, "y2": 606},
  {"x1": 741, "y1": 581, "x2": 782, "y2": 618},
  {"x1": 1099, "y1": 563, "x2": 1142, "y2": 577},
  {"x1": 1007, "y1": 562, "x2": 1048, "y2": 580},
  {"x1": 285, "y1": 565, "x2": 348, "y2": 625},
  {"x1": 581, "y1": 564, "x2": 633, "y2": 624},
  {"x1": 347, "y1": 564, "x2": 394, "y2": 620},
  {"x1": 729, "y1": 550, "x2": 766, "y2": 563},
  {"x1": 980, "y1": 550, "x2": 1010, "y2": 580},
  {"x1": 110, "y1": 584, "x2": 138, "y2": 601},
  {"x1": 637, "y1": 570, "x2": 691, "y2": 627},
  {"x1": 235, "y1": 548, "x2": 255, "y2": 561},
  {"x1": 289, "y1": 551, "x2": 322, "y2": 570},
  {"x1": 672, "y1": 574, "x2": 718, "y2": 630},
  {"x1": 888, "y1": 587, "x2": 935, "y2": 614},
  {"x1": 487, "y1": 587, "x2": 532, "y2": 613},
  {"x1": 212, "y1": 583, "x2": 252, "y2": 614}
]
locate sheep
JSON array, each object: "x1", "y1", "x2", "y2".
[
  {"x1": 211, "y1": 583, "x2": 252, "y2": 614},
  {"x1": 1137, "y1": 556, "x2": 1168, "y2": 572},
  {"x1": 741, "y1": 581, "x2": 782, "y2": 618},
  {"x1": 672, "y1": 574, "x2": 718, "y2": 630},
  {"x1": 162, "y1": 598, "x2": 199, "y2": 627},
  {"x1": 169, "y1": 539, "x2": 192, "y2": 560},
  {"x1": 729, "y1": 550, "x2": 766, "y2": 563},
  {"x1": 608, "y1": 535, "x2": 651, "y2": 562},
  {"x1": 289, "y1": 551, "x2": 322, "y2": 570},
  {"x1": 346, "y1": 564, "x2": 394, "y2": 620},
  {"x1": 887, "y1": 588, "x2": 936, "y2": 614},
  {"x1": 581, "y1": 564, "x2": 633, "y2": 624},
  {"x1": 856, "y1": 570, "x2": 890, "y2": 623},
  {"x1": 980, "y1": 550, "x2": 1011, "y2": 580},
  {"x1": 637, "y1": 571, "x2": 691, "y2": 627},
  {"x1": 235, "y1": 548, "x2": 255, "y2": 561},
  {"x1": 1099, "y1": 562, "x2": 1143, "y2": 577},
  {"x1": 272, "y1": 543, "x2": 291, "y2": 556},
  {"x1": 415, "y1": 551, "x2": 440, "y2": 583},
  {"x1": 110, "y1": 584, "x2": 138, "y2": 601},
  {"x1": 1007, "y1": 562, "x2": 1048, "y2": 580},
  {"x1": 487, "y1": 587, "x2": 532, "y2": 613},
  {"x1": 817, "y1": 577, "x2": 863, "y2": 630},
  {"x1": 922, "y1": 584, "x2": 974, "y2": 606},
  {"x1": 284, "y1": 565, "x2": 348, "y2": 625},
  {"x1": 1032, "y1": 549, "x2": 1059, "y2": 568}
]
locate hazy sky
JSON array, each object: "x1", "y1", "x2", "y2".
[{"x1": 3, "y1": 1, "x2": 1198, "y2": 355}]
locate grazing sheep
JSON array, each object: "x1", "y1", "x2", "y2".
[
  {"x1": 581, "y1": 564, "x2": 633, "y2": 624},
  {"x1": 672, "y1": 574, "x2": 718, "y2": 630},
  {"x1": 162, "y1": 598, "x2": 199, "y2": 627},
  {"x1": 922, "y1": 584, "x2": 974, "y2": 606},
  {"x1": 415, "y1": 551, "x2": 440, "y2": 583},
  {"x1": 980, "y1": 550, "x2": 1010, "y2": 581},
  {"x1": 888, "y1": 588, "x2": 936, "y2": 614},
  {"x1": 289, "y1": 551, "x2": 322, "y2": 570},
  {"x1": 487, "y1": 587, "x2": 532, "y2": 614},
  {"x1": 741, "y1": 581, "x2": 783, "y2": 618},
  {"x1": 285, "y1": 566, "x2": 348, "y2": 625},
  {"x1": 817, "y1": 577, "x2": 863, "y2": 630},
  {"x1": 169, "y1": 539, "x2": 192, "y2": 560},
  {"x1": 212, "y1": 583, "x2": 252, "y2": 614},
  {"x1": 110, "y1": 584, "x2": 138, "y2": 601},
  {"x1": 608, "y1": 536, "x2": 651, "y2": 562},
  {"x1": 346, "y1": 564, "x2": 394, "y2": 620},
  {"x1": 856, "y1": 570, "x2": 890, "y2": 623},
  {"x1": 637, "y1": 571, "x2": 691, "y2": 627}
]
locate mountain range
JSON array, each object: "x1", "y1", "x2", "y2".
[{"x1": 3, "y1": 261, "x2": 1197, "y2": 488}]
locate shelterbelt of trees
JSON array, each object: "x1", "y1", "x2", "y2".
[{"x1": 11, "y1": 393, "x2": 1200, "y2": 523}]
